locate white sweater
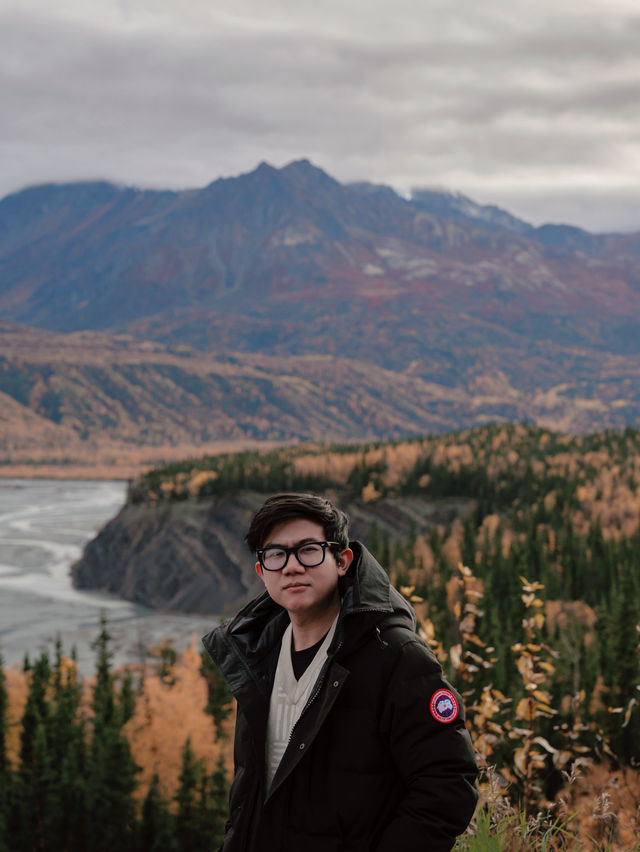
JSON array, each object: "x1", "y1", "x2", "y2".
[{"x1": 265, "y1": 617, "x2": 338, "y2": 791}]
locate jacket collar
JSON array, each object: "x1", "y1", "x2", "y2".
[
  {"x1": 333, "y1": 541, "x2": 416, "y2": 654},
  {"x1": 204, "y1": 541, "x2": 415, "y2": 665},
  {"x1": 340, "y1": 540, "x2": 394, "y2": 614}
]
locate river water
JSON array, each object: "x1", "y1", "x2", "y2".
[{"x1": 0, "y1": 478, "x2": 216, "y2": 674}]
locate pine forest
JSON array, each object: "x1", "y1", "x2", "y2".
[{"x1": 2, "y1": 423, "x2": 640, "y2": 850}]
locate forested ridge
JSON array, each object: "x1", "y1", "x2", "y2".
[{"x1": 4, "y1": 423, "x2": 640, "y2": 848}]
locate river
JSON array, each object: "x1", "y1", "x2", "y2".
[{"x1": 0, "y1": 478, "x2": 216, "y2": 674}]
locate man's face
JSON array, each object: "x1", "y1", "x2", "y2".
[{"x1": 255, "y1": 517, "x2": 352, "y2": 622}]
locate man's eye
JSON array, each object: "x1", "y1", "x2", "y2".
[
  {"x1": 265, "y1": 548, "x2": 285, "y2": 558},
  {"x1": 299, "y1": 544, "x2": 321, "y2": 555}
]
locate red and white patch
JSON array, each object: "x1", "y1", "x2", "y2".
[{"x1": 430, "y1": 689, "x2": 459, "y2": 723}]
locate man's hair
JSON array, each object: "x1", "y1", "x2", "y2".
[{"x1": 245, "y1": 493, "x2": 349, "y2": 553}]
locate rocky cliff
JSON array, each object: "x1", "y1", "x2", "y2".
[{"x1": 72, "y1": 490, "x2": 470, "y2": 614}]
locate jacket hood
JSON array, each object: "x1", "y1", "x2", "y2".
[
  {"x1": 336, "y1": 541, "x2": 416, "y2": 652},
  {"x1": 203, "y1": 541, "x2": 416, "y2": 673},
  {"x1": 341, "y1": 541, "x2": 416, "y2": 628}
]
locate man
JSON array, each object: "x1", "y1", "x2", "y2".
[{"x1": 203, "y1": 493, "x2": 478, "y2": 851}]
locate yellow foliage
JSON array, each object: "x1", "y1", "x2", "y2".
[
  {"x1": 361, "y1": 481, "x2": 381, "y2": 502},
  {"x1": 532, "y1": 612, "x2": 545, "y2": 630},
  {"x1": 442, "y1": 518, "x2": 463, "y2": 570},
  {"x1": 187, "y1": 469, "x2": 219, "y2": 496},
  {"x1": 4, "y1": 664, "x2": 29, "y2": 767},
  {"x1": 412, "y1": 535, "x2": 434, "y2": 578},
  {"x1": 478, "y1": 514, "x2": 501, "y2": 542},
  {"x1": 124, "y1": 642, "x2": 234, "y2": 802},
  {"x1": 449, "y1": 644, "x2": 462, "y2": 669},
  {"x1": 515, "y1": 697, "x2": 533, "y2": 721},
  {"x1": 546, "y1": 599, "x2": 597, "y2": 633}
]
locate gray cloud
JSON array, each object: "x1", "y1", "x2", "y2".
[{"x1": 1, "y1": 0, "x2": 640, "y2": 231}]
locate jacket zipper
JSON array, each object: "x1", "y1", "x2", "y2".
[
  {"x1": 286, "y1": 643, "x2": 341, "y2": 745},
  {"x1": 286, "y1": 605, "x2": 389, "y2": 743},
  {"x1": 264, "y1": 605, "x2": 396, "y2": 803}
]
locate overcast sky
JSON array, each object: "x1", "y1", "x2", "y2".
[{"x1": 2, "y1": 0, "x2": 640, "y2": 232}]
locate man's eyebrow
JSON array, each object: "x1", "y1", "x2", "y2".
[{"x1": 262, "y1": 537, "x2": 319, "y2": 548}]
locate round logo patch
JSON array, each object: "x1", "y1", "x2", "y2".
[{"x1": 430, "y1": 689, "x2": 459, "y2": 723}]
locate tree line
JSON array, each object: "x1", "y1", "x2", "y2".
[{"x1": 0, "y1": 621, "x2": 229, "y2": 852}]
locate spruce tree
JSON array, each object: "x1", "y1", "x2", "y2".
[
  {"x1": 0, "y1": 651, "x2": 11, "y2": 852},
  {"x1": 14, "y1": 652, "x2": 53, "y2": 852},
  {"x1": 58, "y1": 730, "x2": 89, "y2": 852},
  {"x1": 49, "y1": 640, "x2": 88, "y2": 851},
  {"x1": 139, "y1": 774, "x2": 177, "y2": 852},
  {"x1": 608, "y1": 566, "x2": 640, "y2": 762},
  {"x1": 201, "y1": 653, "x2": 233, "y2": 740},
  {"x1": 175, "y1": 736, "x2": 201, "y2": 852},
  {"x1": 461, "y1": 516, "x2": 477, "y2": 571},
  {"x1": 86, "y1": 614, "x2": 138, "y2": 852},
  {"x1": 0, "y1": 652, "x2": 7, "y2": 775},
  {"x1": 209, "y1": 753, "x2": 230, "y2": 849},
  {"x1": 118, "y1": 669, "x2": 136, "y2": 723}
]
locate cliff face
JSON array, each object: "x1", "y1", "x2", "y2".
[
  {"x1": 72, "y1": 495, "x2": 264, "y2": 614},
  {"x1": 71, "y1": 492, "x2": 469, "y2": 615}
]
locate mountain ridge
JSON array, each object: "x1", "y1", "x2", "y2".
[{"x1": 1, "y1": 159, "x2": 640, "y2": 473}]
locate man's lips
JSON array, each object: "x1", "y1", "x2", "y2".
[{"x1": 283, "y1": 582, "x2": 310, "y2": 591}]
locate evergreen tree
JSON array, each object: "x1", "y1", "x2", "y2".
[
  {"x1": 118, "y1": 669, "x2": 137, "y2": 723},
  {"x1": 19, "y1": 653, "x2": 50, "y2": 770},
  {"x1": 92, "y1": 614, "x2": 115, "y2": 727},
  {"x1": 184, "y1": 754, "x2": 229, "y2": 852},
  {"x1": 49, "y1": 638, "x2": 83, "y2": 770},
  {"x1": 14, "y1": 652, "x2": 53, "y2": 852},
  {"x1": 209, "y1": 753, "x2": 230, "y2": 848},
  {"x1": 0, "y1": 651, "x2": 11, "y2": 852},
  {"x1": 86, "y1": 614, "x2": 138, "y2": 852},
  {"x1": 175, "y1": 736, "x2": 206, "y2": 852},
  {"x1": 57, "y1": 730, "x2": 89, "y2": 852},
  {"x1": 201, "y1": 653, "x2": 233, "y2": 740},
  {"x1": 0, "y1": 779, "x2": 8, "y2": 852},
  {"x1": 607, "y1": 566, "x2": 640, "y2": 762},
  {"x1": 0, "y1": 652, "x2": 7, "y2": 776},
  {"x1": 49, "y1": 642, "x2": 88, "y2": 852},
  {"x1": 139, "y1": 774, "x2": 177, "y2": 852},
  {"x1": 461, "y1": 516, "x2": 477, "y2": 571}
]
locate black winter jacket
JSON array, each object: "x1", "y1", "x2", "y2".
[{"x1": 202, "y1": 542, "x2": 478, "y2": 852}]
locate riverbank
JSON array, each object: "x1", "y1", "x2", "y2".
[{"x1": 0, "y1": 478, "x2": 216, "y2": 674}]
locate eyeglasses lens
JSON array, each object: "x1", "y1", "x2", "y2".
[{"x1": 262, "y1": 542, "x2": 326, "y2": 571}]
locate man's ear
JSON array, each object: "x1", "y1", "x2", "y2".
[
  {"x1": 337, "y1": 548, "x2": 353, "y2": 576},
  {"x1": 255, "y1": 562, "x2": 264, "y2": 580}
]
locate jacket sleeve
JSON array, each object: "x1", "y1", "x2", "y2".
[{"x1": 375, "y1": 638, "x2": 478, "y2": 852}]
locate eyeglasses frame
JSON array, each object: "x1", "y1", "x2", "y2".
[{"x1": 256, "y1": 540, "x2": 342, "y2": 572}]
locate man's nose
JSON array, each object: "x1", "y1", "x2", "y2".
[{"x1": 283, "y1": 552, "x2": 306, "y2": 572}]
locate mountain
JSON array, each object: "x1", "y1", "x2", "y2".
[
  {"x1": 351, "y1": 182, "x2": 535, "y2": 236},
  {"x1": 2, "y1": 159, "x2": 639, "y2": 353},
  {"x1": 1, "y1": 159, "x2": 640, "y2": 473}
]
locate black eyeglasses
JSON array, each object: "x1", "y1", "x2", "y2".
[{"x1": 257, "y1": 541, "x2": 340, "y2": 572}]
